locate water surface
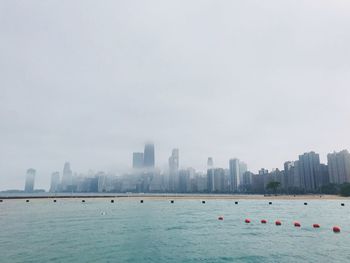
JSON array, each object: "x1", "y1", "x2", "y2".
[{"x1": 1, "y1": 199, "x2": 349, "y2": 262}]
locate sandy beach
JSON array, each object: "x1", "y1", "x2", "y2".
[{"x1": 0, "y1": 194, "x2": 349, "y2": 200}]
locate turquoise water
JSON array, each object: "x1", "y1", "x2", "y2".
[{"x1": 1, "y1": 198, "x2": 349, "y2": 263}]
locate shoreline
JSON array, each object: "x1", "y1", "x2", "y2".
[{"x1": 0, "y1": 194, "x2": 348, "y2": 200}]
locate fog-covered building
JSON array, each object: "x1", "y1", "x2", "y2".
[
  {"x1": 49, "y1": 172, "x2": 60, "y2": 193},
  {"x1": 24, "y1": 168, "x2": 36, "y2": 192}
]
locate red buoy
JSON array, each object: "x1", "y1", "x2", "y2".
[
  {"x1": 275, "y1": 220, "x2": 282, "y2": 226},
  {"x1": 261, "y1": 219, "x2": 267, "y2": 224},
  {"x1": 245, "y1": 218, "x2": 251, "y2": 223},
  {"x1": 333, "y1": 226, "x2": 341, "y2": 233},
  {"x1": 218, "y1": 216, "x2": 224, "y2": 221},
  {"x1": 294, "y1": 221, "x2": 301, "y2": 227},
  {"x1": 313, "y1": 224, "x2": 320, "y2": 228}
]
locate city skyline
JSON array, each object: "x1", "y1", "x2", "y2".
[{"x1": 12, "y1": 144, "x2": 350, "y2": 192}]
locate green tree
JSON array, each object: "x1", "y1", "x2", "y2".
[{"x1": 266, "y1": 181, "x2": 281, "y2": 194}]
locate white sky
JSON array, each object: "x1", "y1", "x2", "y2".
[{"x1": 1, "y1": 0, "x2": 350, "y2": 190}]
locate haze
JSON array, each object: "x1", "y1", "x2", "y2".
[{"x1": 1, "y1": 0, "x2": 350, "y2": 190}]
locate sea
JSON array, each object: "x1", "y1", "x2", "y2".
[{"x1": 1, "y1": 197, "x2": 349, "y2": 263}]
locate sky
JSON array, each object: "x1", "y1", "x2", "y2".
[{"x1": 1, "y1": 0, "x2": 350, "y2": 190}]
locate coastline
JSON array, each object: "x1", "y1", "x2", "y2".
[{"x1": 0, "y1": 193, "x2": 348, "y2": 200}]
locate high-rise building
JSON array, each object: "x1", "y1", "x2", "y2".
[
  {"x1": 213, "y1": 168, "x2": 225, "y2": 192},
  {"x1": 178, "y1": 169, "x2": 191, "y2": 193},
  {"x1": 61, "y1": 162, "x2": 73, "y2": 192},
  {"x1": 144, "y1": 143, "x2": 155, "y2": 168},
  {"x1": 229, "y1": 159, "x2": 240, "y2": 192},
  {"x1": 284, "y1": 161, "x2": 302, "y2": 190},
  {"x1": 168, "y1": 149, "x2": 179, "y2": 192},
  {"x1": 327, "y1": 150, "x2": 350, "y2": 184},
  {"x1": 298, "y1": 152, "x2": 320, "y2": 191},
  {"x1": 24, "y1": 168, "x2": 36, "y2": 192},
  {"x1": 239, "y1": 161, "x2": 248, "y2": 188},
  {"x1": 241, "y1": 171, "x2": 253, "y2": 192},
  {"x1": 319, "y1": 164, "x2": 330, "y2": 186},
  {"x1": 169, "y1": 149, "x2": 179, "y2": 170},
  {"x1": 50, "y1": 172, "x2": 60, "y2": 192},
  {"x1": 132, "y1": 152, "x2": 144, "y2": 169},
  {"x1": 207, "y1": 157, "x2": 214, "y2": 192}
]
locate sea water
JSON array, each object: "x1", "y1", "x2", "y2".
[{"x1": 1, "y1": 198, "x2": 349, "y2": 263}]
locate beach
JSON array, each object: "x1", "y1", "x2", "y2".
[{"x1": 0, "y1": 193, "x2": 348, "y2": 200}]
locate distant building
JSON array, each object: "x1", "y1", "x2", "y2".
[
  {"x1": 168, "y1": 149, "x2": 179, "y2": 192},
  {"x1": 207, "y1": 157, "x2": 214, "y2": 192},
  {"x1": 239, "y1": 161, "x2": 248, "y2": 190},
  {"x1": 192, "y1": 174, "x2": 207, "y2": 192},
  {"x1": 327, "y1": 150, "x2": 350, "y2": 184},
  {"x1": 24, "y1": 168, "x2": 36, "y2": 192},
  {"x1": 49, "y1": 172, "x2": 60, "y2": 192},
  {"x1": 61, "y1": 162, "x2": 73, "y2": 192},
  {"x1": 97, "y1": 173, "x2": 118, "y2": 192},
  {"x1": 284, "y1": 161, "x2": 302, "y2": 190},
  {"x1": 298, "y1": 152, "x2": 320, "y2": 191},
  {"x1": 144, "y1": 143, "x2": 155, "y2": 168},
  {"x1": 258, "y1": 168, "x2": 269, "y2": 175},
  {"x1": 264, "y1": 169, "x2": 284, "y2": 189},
  {"x1": 132, "y1": 152, "x2": 144, "y2": 169},
  {"x1": 149, "y1": 170, "x2": 165, "y2": 192},
  {"x1": 251, "y1": 173, "x2": 264, "y2": 193},
  {"x1": 178, "y1": 169, "x2": 191, "y2": 192},
  {"x1": 241, "y1": 171, "x2": 254, "y2": 192},
  {"x1": 229, "y1": 159, "x2": 240, "y2": 192},
  {"x1": 284, "y1": 161, "x2": 293, "y2": 189},
  {"x1": 319, "y1": 164, "x2": 330, "y2": 186},
  {"x1": 213, "y1": 168, "x2": 225, "y2": 192}
]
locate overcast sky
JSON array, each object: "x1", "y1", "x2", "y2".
[{"x1": 1, "y1": 0, "x2": 350, "y2": 190}]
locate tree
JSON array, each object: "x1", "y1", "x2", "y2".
[
  {"x1": 266, "y1": 181, "x2": 281, "y2": 194},
  {"x1": 340, "y1": 183, "x2": 350, "y2": 197}
]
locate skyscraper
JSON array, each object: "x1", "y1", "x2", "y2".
[
  {"x1": 168, "y1": 149, "x2": 179, "y2": 192},
  {"x1": 132, "y1": 152, "x2": 144, "y2": 169},
  {"x1": 207, "y1": 157, "x2": 214, "y2": 192},
  {"x1": 298, "y1": 152, "x2": 320, "y2": 191},
  {"x1": 229, "y1": 159, "x2": 240, "y2": 192},
  {"x1": 239, "y1": 161, "x2": 248, "y2": 188},
  {"x1": 327, "y1": 150, "x2": 350, "y2": 184},
  {"x1": 143, "y1": 143, "x2": 155, "y2": 168},
  {"x1": 50, "y1": 172, "x2": 60, "y2": 192},
  {"x1": 24, "y1": 168, "x2": 36, "y2": 192},
  {"x1": 178, "y1": 169, "x2": 191, "y2": 193},
  {"x1": 61, "y1": 162, "x2": 73, "y2": 192},
  {"x1": 169, "y1": 149, "x2": 179, "y2": 170}
]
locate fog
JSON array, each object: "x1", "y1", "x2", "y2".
[{"x1": 1, "y1": 0, "x2": 350, "y2": 190}]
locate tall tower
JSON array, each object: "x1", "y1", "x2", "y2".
[
  {"x1": 168, "y1": 149, "x2": 179, "y2": 192},
  {"x1": 207, "y1": 157, "x2": 214, "y2": 192},
  {"x1": 143, "y1": 143, "x2": 155, "y2": 168},
  {"x1": 61, "y1": 162, "x2": 73, "y2": 191},
  {"x1": 229, "y1": 159, "x2": 240, "y2": 192},
  {"x1": 24, "y1": 168, "x2": 36, "y2": 192},
  {"x1": 169, "y1": 149, "x2": 179, "y2": 170}
]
